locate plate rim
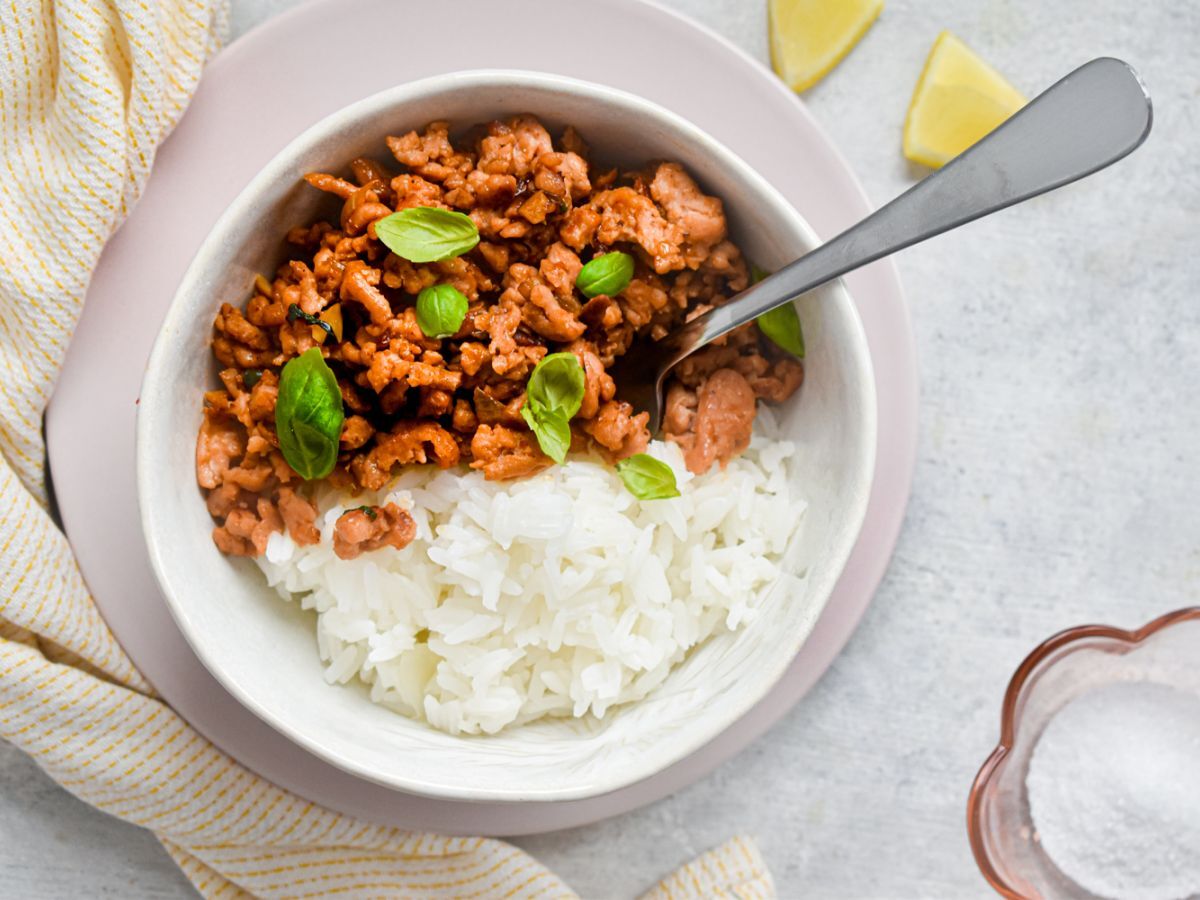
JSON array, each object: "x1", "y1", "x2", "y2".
[
  {"x1": 136, "y1": 67, "x2": 880, "y2": 803},
  {"x1": 46, "y1": 0, "x2": 916, "y2": 835}
]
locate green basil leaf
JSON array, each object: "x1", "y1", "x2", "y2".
[
  {"x1": 243, "y1": 369, "x2": 263, "y2": 388},
  {"x1": 276, "y1": 348, "x2": 344, "y2": 480},
  {"x1": 526, "y1": 352, "x2": 585, "y2": 419},
  {"x1": 756, "y1": 302, "x2": 805, "y2": 358},
  {"x1": 749, "y1": 263, "x2": 805, "y2": 358},
  {"x1": 520, "y1": 403, "x2": 571, "y2": 464},
  {"x1": 615, "y1": 454, "x2": 680, "y2": 500},
  {"x1": 576, "y1": 251, "x2": 634, "y2": 298},
  {"x1": 415, "y1": 283, "x2": 469, "y2": 339},
  {"x1": 374, "y1": 207, "x2": 479, "y2": 263}
]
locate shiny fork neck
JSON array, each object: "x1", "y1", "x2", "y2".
[{"x1": 611, "y1": 57, "x2": 1152, "y2": 434}]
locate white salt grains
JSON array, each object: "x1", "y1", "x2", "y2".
[{"x1": 1027, "y1": 681, "x2": 1200, "y2": 900}]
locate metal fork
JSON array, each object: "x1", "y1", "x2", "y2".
[{"x1": 610, "y1": 57, "x2": 1152, "y2": 434}]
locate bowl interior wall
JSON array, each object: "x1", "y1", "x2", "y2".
[{"x1": 139, "y1": 73, "x2": 875, "y2": 800}]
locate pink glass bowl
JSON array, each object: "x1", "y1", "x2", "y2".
[{"x1": 967, "y1": 607, "x2": 1200, "y2": 898}]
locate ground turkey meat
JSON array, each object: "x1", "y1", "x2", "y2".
[
  {"x1": 332, "y1": 504, "x2": 417, "y2": 560},
  {"x1": 197, "y1": 115, "x2": 803, "y2": 557},
  {"x1": 662, "y1": 368, "x2": 757, "y2": 474}
]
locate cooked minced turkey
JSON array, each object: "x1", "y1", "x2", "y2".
[{"x1": 196, "y1": 115, "x2": 803, "y2": 559}]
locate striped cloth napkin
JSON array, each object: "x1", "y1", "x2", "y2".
[{"x1": 0, "y1": 2, "x2": 777, "y2": 897}]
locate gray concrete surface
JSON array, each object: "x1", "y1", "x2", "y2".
[{"x1": 4, "y1": 0, "x2": 1198, "y2": 896}]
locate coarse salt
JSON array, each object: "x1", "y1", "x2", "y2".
[{"x1": 1026, "y1": 681, "x2": 1200, "y2": 900}]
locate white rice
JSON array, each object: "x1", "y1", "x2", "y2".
[{"x1": 255, "y1": 410, "x2": 804, "y2": 735}]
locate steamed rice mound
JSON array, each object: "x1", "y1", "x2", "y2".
[{"x1": 256, "y1": 415, "x2": 803, "y2": 735}]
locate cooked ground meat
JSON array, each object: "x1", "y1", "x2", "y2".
[
  {"x1": 332, "y1": 504, "x2": 416, "y2": 560},
  {"x1": 663, "y1": 368, "x2": 757, "y2": 475},
  {"x1": 197, "y1": 115, "x2": 803, "y2": 557}
]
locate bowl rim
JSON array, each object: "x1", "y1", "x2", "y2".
[
  {"x1": 966, "y1": 605, "x2": 1200, "y2": 898},
  {"x1": 137, "y1": 67, "x2": 878, "y2": 802}
]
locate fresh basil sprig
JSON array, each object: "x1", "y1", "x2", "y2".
[
  {"x1": 526, "y1": 353, "x2": 585, "y2": 419},
  {"x1": 374, "y1": 207, "x2": 479, "y2": 263},
  {"x1": 615, "y1": 454, "x2": 680, "y2": 500},
  {"x1": 576, "y1": 251, "x2": 634, "y2": 298},
  {"x1": 755, "y1": 304, "x2": 805, "y2": 358},
  {"x1": 415, "y1": 283, "x2": 469, "y2": 339},
  {"x1": 521, "y1": 352, "x2": 585, "y2": 464},
  {"x1": 749, "y1": 263, "x2": 805, "y2": 358},
  {"x1": 520, "y1": 407, "x2": 572, "y2": 463},
  {"x1": 275, "y1": 348, "x2": 345, "y2": 480}
]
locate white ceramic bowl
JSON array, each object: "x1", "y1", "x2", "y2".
[{"x1": 137, "y1": 69, "x2": 876, "y2": 802}]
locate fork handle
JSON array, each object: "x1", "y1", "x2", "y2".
[{"x1": 673, "y1": 57, "x2": 1152, "y2": 354}]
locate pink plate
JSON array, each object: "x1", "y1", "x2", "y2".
[{"x1": 46, "y1": 0, "x2": 916, "y2": 835}]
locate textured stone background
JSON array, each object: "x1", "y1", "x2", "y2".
[{"x1": 3, "y1": 0, "x2": 1197, "y2": 896}]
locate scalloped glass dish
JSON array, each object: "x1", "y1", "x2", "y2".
[{"x1": 968, "y1": 607, "x2": 1200, "y2": 898}]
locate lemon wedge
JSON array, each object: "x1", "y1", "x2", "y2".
[
  {"x1": 904, "y1": 31, "x2": 1026, "y2": 168},
  {"x1": 769, "y1": 0, "x2": 884, "y2": 93}
]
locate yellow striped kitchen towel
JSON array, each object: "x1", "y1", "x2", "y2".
[{"x1": 0, "y1": 2, "x2": 777, "y2": 897}]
